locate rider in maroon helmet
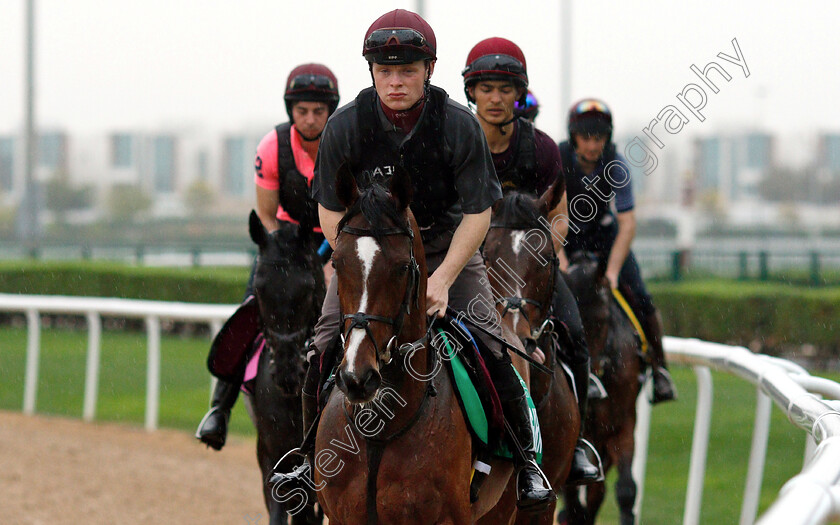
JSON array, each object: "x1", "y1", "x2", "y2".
[
  {"x1": 195, "y1": 63, "x2": 339, "y2": 451},
  {"x1": 464, "y1": 37, "x2": 604, "y2": 486},
  {"x1": 272, "y1": 9, "x2": 556, "y2": 513}
]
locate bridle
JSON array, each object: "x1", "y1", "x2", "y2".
[
  {"x1": 338, "y1": 221, "x2": 421, "y2": 365},
  {"x1": 254, "y1": 251, "x2": 320, "y2": 395},
  {"x1": 487, "y1": 220, "x2": 558, "y2": 342}
]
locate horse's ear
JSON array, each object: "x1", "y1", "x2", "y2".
[
  {"x1": 389, "y1": 164, "x2": 413, "y2": 211},
  {"x1": 335, "y1": 162, "x2": 359, "y2": 208},
  {"x1": 537, "y1": 176, "x2": 565, "y2": 216},
  {"x1": 249, "y1": 210, "x2": 267, "y2": 248}
]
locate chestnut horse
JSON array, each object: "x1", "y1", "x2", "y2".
[
  {"x1": 246, "y1": 210, "x2": 326, "y2": 525},
  {"x1": 479, "y1": 184, "x2": 579, "y2": 525},
  {"x1": 559, "y1": 252, "x2": 643, "y2": 525},
  {"x1": 312, "y1": 165, "x2": 530, "y2": 525}
]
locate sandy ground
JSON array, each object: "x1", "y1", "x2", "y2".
[{"x1": 0, "y1": 410, "x2": 268, "y2": 525}]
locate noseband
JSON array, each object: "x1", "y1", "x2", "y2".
[{"x1": 338, "y1": 223, "x2": 421, "y2": 364}]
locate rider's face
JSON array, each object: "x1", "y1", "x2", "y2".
[
  {"x1": 372, "y1": 60, "x2": 433, "y2": 111},
  {"x1": 469, "y1": 80, "x2": 521, "y2": 126},
  {"x1": 574, "y1": 134, "x2": 608, "y2": 164},
  {"x1": 291, "y1": 101, "x2": 329, "y2": 140}
]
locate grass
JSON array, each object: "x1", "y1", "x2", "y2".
[
  {"x1": 0, "y1": 325, "x2": 255, "y2": 436},
  {"x1": 1, "y1": 325, "x2": 836, "y2": 523}
]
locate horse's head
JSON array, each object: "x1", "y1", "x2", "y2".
[
  {"x1": 564, "y1": 250, "x2": 610, "y2": 326},
  {"x1": 249, "y1": 210, "x2": 325, "y2": 396},
  {"x1": 331, "y1": 163, "x2": 426, "y2": 404},
  {"x1": 484, "y1": 179, "x2": 563, "y2": 353}
]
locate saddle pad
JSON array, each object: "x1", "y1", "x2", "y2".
[
  {"x1": 436, "y1": 329, "x2": 543, "y2": 463},
  {"x1": 243, "y1": 334, "x2": 265, "y2": 385}
]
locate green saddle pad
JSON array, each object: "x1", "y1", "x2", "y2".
[{"x1": 436, "y1": 328, "x2": 542, "y2": 464}]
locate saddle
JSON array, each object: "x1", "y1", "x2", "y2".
[{"x1": 207, "y1": 296, "x2": 260, "y2": 383}]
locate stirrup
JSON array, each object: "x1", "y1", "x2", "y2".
[
  {"x1": 269, "y1": 447, "x2": 309, "y2": 486},
  {"x1": 588, "y1": 373, "x2": 608, "y2": 400},
  {"x1": 515, "y1": 458, "x2": 557, "y2": 512},
  {"x1": 570, "y1": 438, "x2": 605, "y2": 484},
  {"x1": 649, "y1": 368, "x2": 677, "y2": 404},
  {"x1": 194, "y1": 406, "x2": 228, "y2": 449}
]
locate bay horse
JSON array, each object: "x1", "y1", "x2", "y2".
[
  {"x1": 246, "y1": 209, "x2": 326, "y2": 525},
  {"x1": 478, "y1": 184, "x2": 580, "y2": 525},
  {"x1": 312, "y1": 165, "x2": 529, "y2": 525},
  {"x1": 559, "y1": 251, "x2": 643, "y2": 525}
]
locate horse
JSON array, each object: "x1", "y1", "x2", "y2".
[
  {"x1": 311, "y1": 164, "x2": 530, "y2": 525},
  {"x1": 245, "y1": 209, "x2": 326, "y2": 525},
  {"x1": 478, "y1": 184, "x2": 580, "y2": 525},
  {"x1": 559, "y1": 251, "x2": 643, "y2": 525}
]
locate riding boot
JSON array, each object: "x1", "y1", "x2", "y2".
[
  {"x1": 501, "y1": 394, "x2": 557, "y2": 512},
  {"x1": 195, "y1": 378, "x2": 241, "y2": 450},
  {"x1": 269, "y1": 358, "x2": 321, "y2": 491},
  {"x1": 641, "y1": 309, "x2": 677, "y2": 404},
  {"x1": 566, "y1": 358, "x2": 604, "y2": 485}
]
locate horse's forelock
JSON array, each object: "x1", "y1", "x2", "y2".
[
  {"x1": 338, "y1": 184, "x2": 410, "y2": 240},
  {"x1": 494, "y1": 191, "x2": 542, "y2": 229}
]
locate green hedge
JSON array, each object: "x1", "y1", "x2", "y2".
[
  {"x1": 2, "y1": 264, "x2": 837, "y2": 354},
  {"x1": 650, "y1": 280, "x2": 840, "y2": 351},
  {"x1": 0, "y1": 261, "x2": 249, "y2": 304}
]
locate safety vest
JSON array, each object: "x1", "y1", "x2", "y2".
[
  {"x1": 273, "y1": 122, "x2": 296, "y2": 178},
  {"x1": 558, "y1": 140, "x2": 618, "y2": 232},
  {"x1": 495, "y1": 119, "x2": 538, "y2": 194},
  {"x1": 353, "y1": 86, "x2": 459, "y2": 236}
]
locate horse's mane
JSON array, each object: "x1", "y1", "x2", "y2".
[
  {"x1": 337, "y1": 183, "x2": 410, "y2": 240},
  {"x1": 493, "y1": 191, "x2": 544, "y2": 230}
]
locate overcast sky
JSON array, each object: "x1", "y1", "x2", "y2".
[{"x1": 1, "y1": 0, "x2": 839, "y2": 150}]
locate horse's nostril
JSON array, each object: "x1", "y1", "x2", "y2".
[{"x1": 361, "y1": 369, "x2": 381, "y2": 395}]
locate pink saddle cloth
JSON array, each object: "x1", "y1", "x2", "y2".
[{"x1": 241, "y1": 334, "x2": 265, "y2": 394}]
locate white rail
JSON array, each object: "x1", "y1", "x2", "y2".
[
  {"x1": 3, "y1": 294, "x2": 840, "y2": 523},
  {"x1": 634, "y1": 337, "x2": 840, "y2": 525},
  {"x1": 0, "y1": 293, "x2": 234, "y2": 430}
]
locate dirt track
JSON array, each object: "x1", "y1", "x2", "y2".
[{"x1": 0, "y1": 410, "x2": 267, "y2": 524}]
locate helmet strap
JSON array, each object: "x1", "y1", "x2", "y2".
[
  {"x1": 497, "y1": 116, "x2": 517, "y2": 136},
  {"x1": 295, "y1": 127, "x2": 322, "y2": 142}
]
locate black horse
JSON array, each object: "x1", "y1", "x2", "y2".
[
  {"x1": 559, "y1": 251, "x2": 643, "y2": 525},
  {"x1": 244, "y1": 208, "x2": 326, "y2": 525}
]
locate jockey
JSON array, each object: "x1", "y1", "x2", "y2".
[
  {"x1": 273, "y1": 9, "x2": 556, "y2": 511},
  {"x1": 463, "y1": 37, "x2": 603, "y2": 485},
  {"x1": 195, "y1": 63, "x2": 340, "y2": 450},
  {"x1": 558, "y1": 99, "x2": 677, "y2": 404}
]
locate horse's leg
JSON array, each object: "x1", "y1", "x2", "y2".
[
  {"x1": 579, "y1": 444, "x2": 612, "y2": 525},
  {"x1": 559, "y1": 487, "x2": 586, "y2": 525},
  {"x1": 613, "y1": 427, "x2": 637, "y2": 525},
  {"x1": 583, "y1": 482, "x2": 606, "y2": 525}
]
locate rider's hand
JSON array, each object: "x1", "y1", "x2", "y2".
[
  {"x1": 606, "y1": 270, "x2": 619, "y2": 291},
  {"x1": 426, "y1": 272, "x2": 450, "y2": 318}
]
